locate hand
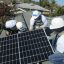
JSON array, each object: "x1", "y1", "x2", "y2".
[{"x1": 40, "y1": 25, "x2": 44, "y2": 28}]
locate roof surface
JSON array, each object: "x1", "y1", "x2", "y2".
[{"x1": 16, "y1": 3, "x2": 49, "y2": 11}]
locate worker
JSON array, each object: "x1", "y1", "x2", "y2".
[
  {"x1": 48, "y1": 17, "x2": 64, "y2": 64},
  {"x1": 0, "y1": 20, "x2": 23, "y2": 36},
  {"x1": 29, "y1": 10, "x2": 48, "y2": 31}
]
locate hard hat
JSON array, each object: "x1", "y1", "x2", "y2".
[
  {"x1": 50, "y1": 17, "x2": 64, "y2": 29},
  {"x1": 5, "y1": 20, "x2": 16, "y2": 28},
  {"x1": 32, "y1": 10, "x2": 41, "y2": 17},
  {"x1": 16, "y1": 22, "x2": 23, "y2": 30}
]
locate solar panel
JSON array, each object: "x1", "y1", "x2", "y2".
[{"x1": 0, "y1": 29, "x2": 53, "y2": 64}]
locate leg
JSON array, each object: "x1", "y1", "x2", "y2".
[{"x1": 48, "y1": 53, "x2": 64, "y2": 64}]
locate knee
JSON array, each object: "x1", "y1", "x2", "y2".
[
  {"x1": 48, "y1": 53, "x2": 64, "y2": 62},
  {"x1": 48, "y1": 54, "x2": 57, "y2": 62},
  {"x1": 48, "y1": 55, "x2": 54, "y2": 62}
]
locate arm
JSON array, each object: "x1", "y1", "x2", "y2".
[
  {"x1": 29, "y1": 17, "x2": 35, "y2": 31},
  {"x1": 41, "y1": 15, "x2": 48, "y2": 27},
  {"x1": 56, "y1": 35, "x2": 64, "y2": 53}
]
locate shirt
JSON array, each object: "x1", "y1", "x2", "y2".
[
  {"x1": 5, "y1": 20, "x2": 16, "y2": 29},
  {"x1": 29, "y1": 15, "x2": 48, "y2": 30},
  {"x1": 56, "y1": 31, "x2": 64, "y2": 53}
]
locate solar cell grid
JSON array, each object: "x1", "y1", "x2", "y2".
[
  {"x1": 0, "y1": 34, "x2": 20, "y2": 64},
  {"x1": 18, "y1": 29, "x2": 53, "y2": 64},
  {"x1": 0, "y1": 29, "x2": 53, "y2": 64}
]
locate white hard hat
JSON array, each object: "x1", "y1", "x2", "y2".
[
  {"x1": 50, "y1": 17, "x2": 64, "y2": 29},
  {"x1": 32, "y1": 10, "x2": 41, "y2": 17},
  {"x1": 16, "y1": 22, "x2": 23, "y2": 30},
  {"x1": 5, "y1": 20, "x2": 16, "y2": 28}
]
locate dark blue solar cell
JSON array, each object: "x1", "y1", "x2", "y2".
[
  {"x1": 10, "y1": 49, "x2": 13, "y2": 54},
  {"x1": 3, "y1": 51, "x2": 6, "y2": 56},
  {"x1": 44, "y1": 53, "x2": 48, "y2": 59},
  {"x1": 37, "y1": 43, "x2": 41, "y2": 48},
  {"x1": 31, "y1": 34, "x2": 35, "y2": 38},
  {"x1": 28, "y1": 45, "x2": 32, "y2": 50},
  {"x1": 13, "y1": 54, "x2": 17, "y2": 60},
  {"x1": 25, "y1": 46, "x2": 29, "y2": 51},
  {"x1": 37, "y1": 55, "x2": 41, "y2": 61},
  {"x1": 24, "y1": 58, "x2": 27, "y2": 64},
  {"x1": 21, "y1": 59, "x2": 24, "y2": 64},
  {"x1": 27, "y1": 40, "x2": 31, "y2": 45},
  {"x1": 34, "y1": 44, "x2": 38, "y2": 48},
  {"x1": 36, "y1": 49, "x2": 40, "y2": 54},
  {"x1": 32, "y1": 44, "x2": 35, "y2": 49},
  {"x1": 34, "y1": 34, "x2": 37, "y2": 38},
  {"x1": 12, "y1": 39, "x2": 17, "y2": 43},
  {"x1": 31, "y1": 56, "x2": 35, "y2": 62},
  {"x1": 20, "y1": 53, "x2": 23, "y2": 58},
  {"x1": 23, "y1": 52, "x2": 26, "y2": 57},
  {"x1": 6, "y1": 56, "x2": 9, "y2": 61},
  {"x1": 45, "y1": 46, "x2": 50, "y2": 52},
  {"x1": 24, "y1": 41, "x2": 28, "y2": 46},
  {"x1": 27, "y1": 57, "x2": 31, "y2": 63},
  {"x1": 25, "y1": 31, "x2": 29, "y2": 35},
  {"x1": 7, "y1": 45, "x2": 9, "y2": 49},
  {"x1": 16, "y1": 54, "x2": 19, "y2": 59},
  {"x1": 36, "y1": 39, "x2": 40, "y2": 43},
  {"x1": 32, "y1": 50, "x2": 36, "y2": 55},
  {"x1": 33, "y1": 39, "x2": 37, "y2": 44},
  {"x1": 23, "y1": 36, "x2": 26, "y2": 40},
  {"x1": 16, "y1": 60, "x2": 20, "y2": 64},
  {"x1": 9, "y1": 61, "x2": 13, "y2": 64},
  {"x1": 26, "y1": 35, "x2": 30, "y2": 40},
  {"x1": 29, "y1": 35, "x2": 33, "y2": 39},
  {"x1": 12, "y1": 60, "x2": 16, "y2": 64},
  {"x1": 39, "y1": 48, "x2": 43, "y2": 53},
  {"x1": 22, "y1": 46, "x2": 26, "y2": 51},
  {"x1": 41, "y1": 54, "x2": 45, "y2": 60},
  {"x1": 39, "y1": 38, "x2": 42, "y2": 42},
  {"x1": 20, "y1": 47, "x2": 22, "y2": 52},
  {"x1": 26, "y1": 51, "x2": 30, "y2": 56},
  {"x1": 3, "y1": 41, "x2": 6, "y2": 45},
  {"x1": 34, "y1": 56, "x2": 38, "y2": 62},
  {"x1": 6, "y1": 62, "x2": 10, "y2": 64},
  {"x1": 30, "y1": 39, "x2": 33, "y2": 44},
  {"x1": 15, "y1": 48, "x2": 19, "y2": 53},
  {"x1": 10, "y1": 55, "x2": 13, "y2": 60},
  {"x1": 41, "y1": 42, "x2": 44, "y2": 47},
  {"x1": 42, "y1": 47, "x2": 46, "y2": 52},
  {"x1": 30, "y1": 50, "x2": 33, "y2": 56},
  {"x1": 16, "y1": 43, "x2": 18, "y2": 48},
  {"x1": 3, "y1": 46, "x2": 6, "y2": 50},
  {"x1": 22, "y1": 42, "x2": 24, "y2": 46},
  {"x1": 19, "y1": 38, "x2": 22, "y2": 41},
  {"x1": 3, "y1": 56, "x2": 6, "y2": 62}
]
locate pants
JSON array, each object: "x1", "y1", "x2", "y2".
[{"x1": 48, "y1": 53, "x2": 64, "y2": 64}]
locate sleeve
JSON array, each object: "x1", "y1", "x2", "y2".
[
  {"x1": 29, "y1": 17, "x2": 35, "y2": 30},
  {"x1": 41, "y1": 15, "x2": 48, "y2": 27},
  {"x1": 56, "y1": 35, "x2": 64, "y2": 53}
]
